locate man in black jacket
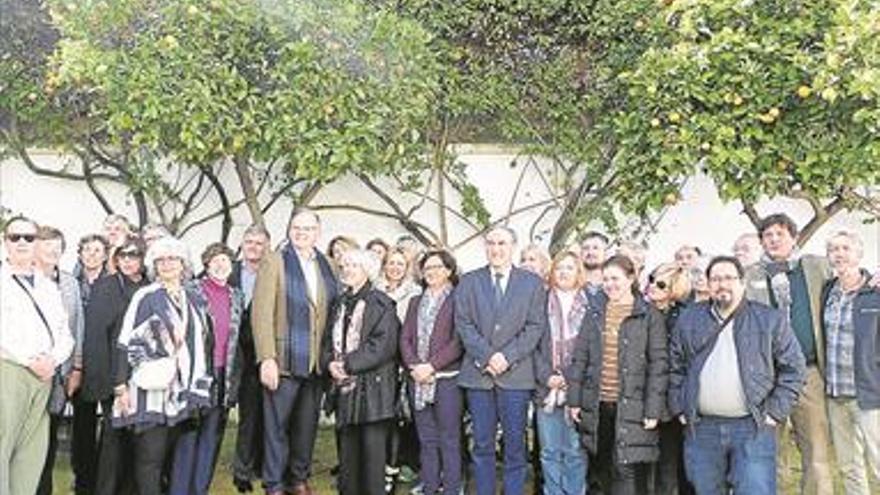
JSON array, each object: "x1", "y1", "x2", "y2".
[
  {"x1": 230, "y1": 224, "x2": 271, "y2": 493},
  {"x1": 669, "y1": 256, "x2": 805, "y2": 494}
]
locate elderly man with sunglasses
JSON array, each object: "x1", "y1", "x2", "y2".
[{"x1": 0, "y1": 216, "x2": 74, "y2": 495}]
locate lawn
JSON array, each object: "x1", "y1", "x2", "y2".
[{"x1": 49, "y1": 417, "x2": 844, "y2": 494}]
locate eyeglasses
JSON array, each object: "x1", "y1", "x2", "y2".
[
  {"x1": 647, "y1": 274, "x2": 668, "y2": 290},
  {"x1": 6, "y1": 233, "x2": 36, "y2": 243}
]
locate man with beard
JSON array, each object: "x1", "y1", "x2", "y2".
[
  {"x1": 669, "y1": 256, "x2": 805, "y2": 494},
  {"x1": 579, "y1": 231, "x2": 609, "y2": 307}
]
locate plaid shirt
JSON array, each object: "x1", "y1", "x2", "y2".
[{"x1": 824, "y1": 281, "x2": 857, "y2": 397}]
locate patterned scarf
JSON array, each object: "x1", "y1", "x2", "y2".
[
  {"x1": 331, "y1": 292, "x2": 367, "y2": 394},
  {"x1": 543, "y1": 288, "x2": 588, "y2": 412},
  {"x1": 414, "y1": 287, "x2": 451, "y2": 411},
  {"x1": 761, "y1": 248, "x2": 801, "y2": 335}
]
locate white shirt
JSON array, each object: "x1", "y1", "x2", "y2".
[
  {"x1": 297, "y1": 248, "x2": 319, "y2": 303},
  {"x1": 698, "y1": 317, "x2": 749, "y2": 417},
  {"x1": 491, "y1": 266, "x2": 512, "y2": 295},
  {"x1": 0, "y1": 263, "x2": 74, "y2": 367}
]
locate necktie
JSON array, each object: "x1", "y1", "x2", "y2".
[{"x1": 494, "y1": 272, "x2": 504, "y2": 305}]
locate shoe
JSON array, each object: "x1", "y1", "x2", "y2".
[
  {"x1": 233, "y1": 477, "x2": 254, "y2": 493},
  {"x1": 291, "y1": 481, "x2": 313, "y2": 495}
]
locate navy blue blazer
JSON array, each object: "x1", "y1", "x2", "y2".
[{"x1": 455, "y1": 265, "x2": 548, "y2": 390}]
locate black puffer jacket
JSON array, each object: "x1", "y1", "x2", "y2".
[
  {"x1": 321, "y1": 284, "x2": 400, "y2": 426},
  {"x1": 566, "y1": 296, "x2": 668, "y2": 464}
]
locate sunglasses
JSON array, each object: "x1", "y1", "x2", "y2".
[
  {"x1": 6, "y1": 233, "x2": 36, "y2": 243},
  {"x1": 648, "y1": 274, "x2": 668, "y2": 290}
]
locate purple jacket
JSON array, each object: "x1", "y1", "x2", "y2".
[{"x1": 400, "y1": 291, "x2": 462, "y2": 372}]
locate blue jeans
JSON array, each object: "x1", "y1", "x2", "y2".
[
  {"x1": 466, "y1": 387, "x2": 531, "y2": 495},
  {"x1": 169, "y1": 406, "x2": 227, "y2": 495},
  {"x1": 537, "y1": 408, "x2": 587, "y2": 495},
  {"x1": 684, "y1": 415, "x2": 776, "y2": 495}
]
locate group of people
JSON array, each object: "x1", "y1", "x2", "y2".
[{"x1": 0, "y1": 207, "x2": 878, "y2": 495}]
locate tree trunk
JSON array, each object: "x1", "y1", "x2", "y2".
[{"x1": 234, "y1": 156, "x2": 264, "y2": 227}]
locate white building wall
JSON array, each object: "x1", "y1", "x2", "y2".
[{"x1": 1, "y1": 147, "x2": 877, "y2": 273}]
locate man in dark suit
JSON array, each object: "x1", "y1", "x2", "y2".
[
  {"x1": 456, "y1": 226, "x2": 548, "y2": 495},
  {"x1": 230, "y1": 224, "x2": 271, "y2": 493}
]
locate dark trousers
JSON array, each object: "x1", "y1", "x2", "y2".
[
  {"x1": 133, "y1": 426, "x2": 174, "y2": 495},
  {"x1": 262, "y1": 375, "x2": 322, "y2": 492},
  {"x1": 648, "y1": 420, "x2": 694, "y2": 495},
  {"x1": 169, "y1": 406, "x2": 227, "y2": 495},
  {"x1": 72, "y1": 396, "x2": 99, "y2": 493},
  {"x1": 233, "y1": 358, "x2": 264, "y2": 483},
  {"x1": 590, "y1": 402, "x2": 642, "y2": 495},
  {"x1": 337, "y1": 420, "x2": 392, "y2": 495},
  {"x1": 95, "y1": 398, "x2": 137, "y2": 495},
  {"x1": 412, "y1": 378, "x2": 463, "y2": 495},
  {"x1": 466, "y1": 387, "x2": 531, "y2": 495},
  {"x1": 36, "y1": 414, "x2": 61, "y2": 495}
]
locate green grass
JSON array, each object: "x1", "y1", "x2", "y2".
[{"x1": 49, "y1": 418, "x2": 858, "y2": 494}]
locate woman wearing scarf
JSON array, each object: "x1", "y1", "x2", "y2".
[
  {"x1": 169, "y1": 242, "x2": 244, "y2": 495},
  {"x1": 112, "y1": 236, "x2": 214, "y2": 495},
  {"x1": 377, "y1": 245, "x2": 423, "y2": 489},
  {"x1": 644, "y1": 262, "x2": 693, "y2": 495},
  {"x1": 400, "y1": 249, "x2": 463, "y2": 495},
  {"x1": 321, "y1": 248, "x2": 401, "y2": 495},
  {"x1": 534, "y1": 250, "x2": 589, "y2": 495}
]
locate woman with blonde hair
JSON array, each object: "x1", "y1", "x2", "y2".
[
  {"x1": 645, "y1": 262, "x2": 693, "y2": 495},
  {"x1": 534, "y1": 250, "x2": 590, "y2": 494}
]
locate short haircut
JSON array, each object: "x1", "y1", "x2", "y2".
[
  {"x1": 287, "y1": 207, "x2": 320, "y2": 229},
  {"x1": 140, "y1": 222, "x2": 171, "y2": 238},
  {"x1": 418, "y1": 249, "x2": 459, "y2": 287},
  {"x1": 103, "y1": 214, "x2": 131, "y2": 229},
  {"x1": 706, "y1": 255, "x2": 745, "y2": 279},
  {"x1": 581, "y1": 230, "x2": 609, "y2": 246},
  {"x1": 78, "y1": 233, "x2": 110, "y2": 255},
  {"x1": 242, "y1": 223, "x2": 271, "y2": 240},
  {"x1": 145, "y1": 236, "x2": 193, "y2": 280},
  {"x1": 4, "y1": 215, "x2": 38, "y2": 235},
  {"x1": 485, "y1": 225, "x2": 518, "y2": 245},
  {"x1": 758, "y1": 213, "x2": 798, "y2": 238},
  {"x1": 366, "y1": 238, "x2": 389, "y2": 251},
  {"x1": 327, "y1": 235, "x2": 359, "y2": 255},
  {"x1": 548, "y1": 250, "x2": 587, "y2": 289},
  {"x1": 201, "y1": 242, "x2": 235, "y2": 267},
  {"x1": 826, "y1": 229, "x2": 864, "y2": 255},
  {"x1": 36, "y1": 225, "x2": 66, "y2": 252},
  {"x1": 113, "y1": 235, "x2": 146, "y2": 259},
  {"x1": 342, "y1": 248, "x2": 382, "y2": 283},
  {"x1": 676, "y1": 244, "x2": 702, "y2": 257}
]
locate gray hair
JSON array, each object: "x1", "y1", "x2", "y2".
[
  {"x1": 826, "y1": 229, "x2": 864, "y2": 257},
  {"x1": 342, "y1": 248, "x2": 382, "y2": 284},
  {"x1": 145, "y1": 236, "x2": 193, "y2": 280},
  {"x1": 485, "y1": 225, "x2": 518, "y2": 245}
]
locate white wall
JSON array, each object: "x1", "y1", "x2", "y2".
[{"x1": 1, "y1": 147, "x2": 877, "y2": 272}]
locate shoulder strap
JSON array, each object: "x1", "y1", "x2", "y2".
[{"x1": 11, "y1": 275, "x2": 55, "y2": 347}]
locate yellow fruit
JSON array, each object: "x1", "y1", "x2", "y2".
[
  {"x1": 634, "y1": 20, "x2": 645, "y2": 30},
  {"x1": 821, "y1": 87, "x2": 838, "y2": 102},
  {"x1": 732, "y1": 95, "x2": 744, "y2": 106},
  {"x1": 758, "y1": 113, "x2": 775, "y2": 124},
  {"x1": 187, "y1": 5, "x2": 199, "y2": 16},
  {"x1": 768, "y1": 107, "x2": 780, "y2": 118},
  {"x1": 668, "y1": 111, "x2": 681, "y2": 124},
  {"x1": 700, "y1": 142, "x2": 711, "y2": 151},
  {"x1": 650, "y1": 118, "x2": 661, "y2": 128},
  {"x1": 162, "y1": 35, "x2": 178, "y2": 49},
  {"x1": 663, "y1": 192, "x2": 680, "y2": 206},
  {"x1": 26, "y1": 92, "x2": 38, "y2": 101},
  {"x1": 797, "y1": 85, "x2": 811, "y2": 99}
]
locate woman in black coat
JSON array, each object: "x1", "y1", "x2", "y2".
[
  {"x1": 321, "y1": 248, "x2": 400, "y2": 495},
  {"x1": 80, "y1": 236, "x2": 149, "y2": 495},
  {"x1": 567, "y1": 255, "x2": 668, "y2": 495}
]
